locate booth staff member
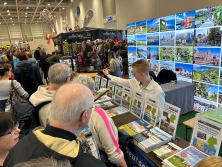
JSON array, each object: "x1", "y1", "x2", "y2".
[{"x1": 102, "y1": 59, "x2": 165, "y2": 118}]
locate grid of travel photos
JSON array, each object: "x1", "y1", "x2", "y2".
[{"x1": 126, "y1": 5, "x2": 222, "y2": 113}]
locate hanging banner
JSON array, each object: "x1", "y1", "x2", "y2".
[
  {"x1": 75, "y1": 6, "x2": 80, "y2": 27},
  {"x1": 40, "y1": 9, "x2": 57, "y2": 35},
  {"x1": 83, "y1": 9, "x2": 93, "y2": 27}
]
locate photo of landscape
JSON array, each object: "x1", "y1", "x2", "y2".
[
  {"x1": 127, "y1": 22, "x2": 135, "y2": 35},
  {"x1": 194, "y1": 96, "x2": 217, "y2": 113},
  {"x1": 194, "y1": 27, "x2": 222, "y2": 47},
  {"x1": 128, "y1": 47, "x2": 137, "y2": 58},
  {"x1": 127, "y1": 35, "x2": 136, "y2": 46},
  {"x1": 195, "y1": 6, "x2": 222, "y2": 28},
  {"x1": 193, "y1": 64, "x2": 219, "y2": 85},
  {"x1": 136, "y1": 20, "x2": 146, "y2": 34},
  {"x1": 160, "y1": 61, "x2": 174, "y2": 71},
  {"x1": 159, "y1": 32, "x2": 175, "y2": 46},
  {"x1": 148, "y1": 60, "x2": 159, "y2": 73},
  {"x1": 147, "y1": 47, "x2": 159, "y2": 60},
  {"x1": 176, "y1": 29, "x2": 194, "y2": 46},
  {"x1": 147, "y1": 33, "x2": 159, "y2": 46},
  {"x1": 193, "y1": 47, "x2": 220, "y2": 66},
  {"x1": 160, "y1": 15, "x2": 175, "y2": 32},
  {"x1": 175, "y1": 63, "x2": 193, "y2": 79},
  {"x1": 137, "y1": 47, "x2": 147, "y2": 59},
  {"x1": 220, "y1": 68, "x2": 222, "y2": 85},
  {"x1": 176, "y1": 10, "x2": 195, "y2": 30},
  {"x1": 160, "y1": 47, "x2": 174, "y2": 61},
  {"x1": 194, "y1": 81, "x2": 218, "y2": 102},
  {"x1": 147, "y1": 18, "x2": 159, "y2": 33},
  {"x1": 175, "y1": 47, "x2": 193, "y2": 63},
  {"x1": 218, "y1": 87, "x2": 222, "y2": 104},
  {"x1": 136, "y1": 34, "x2": 147, "y2": 46}
]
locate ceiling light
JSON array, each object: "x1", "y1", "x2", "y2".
[
  {"x1": 26, "y1": 7, "x2": 29, "y2": 9},
  {"x1": 25, "y1": 13, "x2": 27, "y2": 15},
  {"x1": 54, "y1": 15, "x2": 56, "y2": 17},
  {"x1": 0, "y1": 23, "x2": 1, "y2": 24},
  {"x1": 24, "y1": 22, "x2": 26, "y2": 24},
  {"x1": 37, "y1": 20, "x2": 39, "y2": 22},
  {"x1": 62, "y1": 8, "x2": 65, "y2": 10},
  {"x1": 12, "y1": 24, "x2": 14, "y2": 25},
  {"x1": 10, "y1": 18, "x2": 12, "y2": 19},
  {"x1": 3, "y1": 2, "x2": 7, "y2": 5},
  {"x1": 7, "y1": 10, "x2": 10, "y2": 13},
  {"x1": 11, "y1": 21, "x2": 13, "y2": 22},
  {"x1": 48, "y1": 4, "x2": 50, "y2": 5},
  {"x1": 8, "y1": 13, "x2": 10, "y2": 15},
  {"x1": 39, "y1": 17, "x2": 41, "y2": 19},
  {"x1": 25, "y1": 16, "x2": 27, "y2": 17}
]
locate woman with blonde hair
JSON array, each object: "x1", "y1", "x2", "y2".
[
  {"x1": 195, "y1": 156, "x2": 222, "y2": 167},
  {"x1": 0, "y1": 55, "x2": 9, "y2": 64}
]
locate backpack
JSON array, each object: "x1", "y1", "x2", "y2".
[{"x1": 6, "y1": 80, "x2": 51, "y2": 136}]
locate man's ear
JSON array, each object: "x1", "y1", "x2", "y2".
[
  {"x1": 65, "y1": 77, "x2": 70, "y2": 83},
  {"x1": 80, "y1": 110, "x2": 87, "y2": 123}
]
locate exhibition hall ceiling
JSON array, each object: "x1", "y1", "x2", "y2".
[{"x1": 0, "y1": 0, "x2": 71, "y2": 25}]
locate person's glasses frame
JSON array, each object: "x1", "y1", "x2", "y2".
[{"x1": 0, "y1": 121, "x2": 19, "y2": 137}]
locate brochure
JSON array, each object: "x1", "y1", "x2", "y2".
[
  {"x1": 190, "y1": 114, "x2": 222, "y2": 156},
  {"x1": 121, "y1": 86, "x2": 133, "y2": 112},
  {"x1": 94, "y1": 101, "x2": 117, "y2": 109},
  {"x1": 107, "y1": 80, "x2": 116, "y2": 99},
  {"x1": 163, "y1": 146, "x2": 208, "y2": 167},
  {"x1": 94, "y1": 75, "x2": 101, "y2": 91},
  {"x1": 100, "y1": 77, "x2": 107, "y2": 89},
  {"x1": 201, "y1": 107, "x2": 222, "y2": 124},
  {"x1": 131, "y1": 91, "x2": 144, "y2": 118},
  {"x1": 114, "y1": 83, "x2": 124, "y2": 105},
  {"x1": 105, "y1": 106, "x2": 128, "y2": 118},
  {"x1": 94, "y1": 88, "x2": 109, "y2": 102},
  {"x1": 75, "y1": 125, "x2": 101, "y2": 160},
  {"x1": 153, "y1": 142, "x2": 182, "y2": 160},
  {"x1": 141, "y1": 95, "x2": 160, "y2": 126},
  {"x1": 159, "y1": 102, "x2": 181, "y2": 140}
]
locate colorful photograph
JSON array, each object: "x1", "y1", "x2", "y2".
[
  {"x1": 160, "y1": 47, "x2": 174, "y2": 61},
  {"x1": 220, "y1": 68, "x2": 222, "y2": 85},
  {"x1": 160, "y1": 15, "x2": 175, "y2": 32},
  {"x1": 127, "y1": 35, "x2": 136, "y2": 46},
  {"x1": 175, "y1": 63, "x2": 193, "y2": 79},
  {"x1": 193, "y1": 65, "x2": 219, "y2": 85},
  {"x1": 127, "y1": 22, "x2": 135, "y2": 35},
  {"x1": 176, "y1": 29, "x2": 194, "y2": 46},
  {"x1": 128, "y1": 66, "x2": 134, "y2": 79},
  {"x1": 122, "y1": 93, "x2": 131, "y2": 111},
  {"x1": 193, "y1": 47, "x2": 221, "y2": 66},
  {"x1": 148, "y1": 60, "x2": 159, "y2": 73},
  {"x1": 136, "y1": 34, "x2": 147, "y2": 46},
  {"x1": 194, "y1": 96, "x2": 217, "y2": 113},
  {"x1": 137, "y1": 47, "x2": 147, "y2": 60},
  {"x1": 176, "y1": 10, "x2": 195, "y2": 30},
  {"x1": 160, "y1": 61, "x2": 174, "y2": 71},
  {"x1": 147, "y1": 18, "x2": 159, "y2": 33},
  {"x1": 147, "y1": 47, "x2": 159, "y2": 60},
  {"x1": 147, "y1": 33, "x2": 159, "y2": 46},
  {"x1": 194, "y1": 27, "x2": 222, "y2": 47},
  {"x1": 159, "y1": 32, "x2": 175, "y2": 46},
  {"x1": 128, "y1": 47, "x2": 137, "y2": 58},
  {"x1": 194, "y1": 81, "x2": 218, "y2": 102},
  {"x1": 195, "y1": 6, "x2": 222, "y2": 28},
  {"x1": 175, "y1": 47, "x2": 193, "y2": 63},
  {"x1": 219, "y1": 87, "x2": 222, "y2": 104},
  {"x1": 136, "y1": 20, "x2": 146, "y2": 34}
]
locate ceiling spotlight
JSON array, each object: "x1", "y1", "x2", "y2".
[
  {"x1": 48, "y1": 3, "x2": 50, "y2": 5},
  {"x1": 24, "y1": 22, "x2": 26, "y2": 24},
  {"x1": 54, "y1": 15, "x2": 56, "y2": 17},
  {"x1": 26, "y1": 7, "x2": 29, "y2": 9},
  {"x1": 10, "y1": 18, "x2": 12, "y2": 19},
  {"x1": 25, "y1": 13, "x2": 27, "y2": 15},
  {"x1": 25, "y1": 16, "x2": 27, "y2": 17},
  {"x1": 8, "y1": 13, "x2": 10, "y2": 15},
  {"x1": 7, "y1": 10, "x2": 10, "y2": 13},
  {"x1": 0, "y1": 23, "x2": 1, "y2": 24},
  {"x1": 11, "y1": 21, "x2": 13, "y2": 22},
  {"x1": 62, "y1": 8, "x2": 65, "y2": 10},
  {"x1": 3, "y1": 2, "x2": 7, "y2": 5},
  {"x1": 12, "y1": 24, "x2": 14, "y2": 25},
  {"x1": 39, "y1": 17, "x2": 41, "y2": 19},
  {"x1": 37, "y1": 20, "x2": 39, "y2": 22}
]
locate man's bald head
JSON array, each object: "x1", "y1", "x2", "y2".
[{"x1": 49, "y1": 83, "x2": 94, "y2": 126}]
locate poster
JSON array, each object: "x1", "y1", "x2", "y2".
[
  {"x1": 131, "y1": 91, "x2": 144, "y2": 118},
  {"x1": 147, "y1": 18, "x2": 159, "y2": 33},
  {"x1": 160, "y1": 15, "x2": 175, "y2": 32},
  {"x1": 176, "y1": 10, "x2": 195, "y2": 30}
]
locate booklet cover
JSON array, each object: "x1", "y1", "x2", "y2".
[
  {"x1": 94, "y1": 88, "x2": 109, "y2": 102},
  {"x1": 141, "y1": 95, "x2": 160, "y2": 126},
  {"x1": 94, "y1": 75, "x2": 101, "y2": 91},
  {"x1": 114, "y1": 83, "x2": 124, "y2": 105},
  {"x1": 131, "y1": 91, "x2": 144, "y2": 118},
  {"x1": 75, "y1": 125, "x2": 101, "y2": 160},
  {"x1": 100, "y1": 77, "x2": 107, "y2": 89},
  {"x1": 105, "y1": 106, "x2": 128, "y2": 118},
  {"x1": 163, "y1": 146, "x2": 208, "y2": 167},
  {"x1": 107, "y1": 80, "x2": 116, "y2": 99},
  {"x1": 159, "y1": 102, "x2": 181, "y2": 139},
  {"x1": 190, "y1": 114, "x2": 222, "y2": 156},
  {"x1": 122, "y1": 86, "x2": 133, "y2": 112},
  {"x1": 201, "y1": 108, "x2": 222, "y2": 124}
]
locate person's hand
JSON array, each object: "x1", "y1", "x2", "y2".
[{"x1": 102, "y1": 68, "x2": 109, "y2": 76}]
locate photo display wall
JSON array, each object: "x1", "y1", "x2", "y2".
[{"x1": 126, "y1": 5, "x2": 222, "y2": 113}]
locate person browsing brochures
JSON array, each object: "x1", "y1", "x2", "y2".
[{"x1": 102, "y1": 59, "x2": 165, "y2": 118}]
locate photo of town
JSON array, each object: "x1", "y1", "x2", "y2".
[
  {"x1": 148, "y1": 60, "x2": 159, "y2": 73},
  {"x1": 175, "y1": 63, "x2": 193, "y2": 79},
  {"x1": 176, "y1": 29, "x2": 194, "y2": 46},
  {"x1": 127, "y1": 22, "x2": 135, "y2": 35},
  {"x1": 128, "y1": 47, "x2": 137, "y2": 58},
  {"x1": 147, "y1": 47, "x2": 159, "y2": 60},
  {"x1": 175, "y1": 47, "x2": 193, "y2": 63},
  {"x1": 160, "y1": 47, "x2": 175, "y2": 61},
  {"x1": 147, "y1": 18, "x2": 159, "y2": 33},
  {"x1": 136, "y1": 34, "x2": 147, "y2": 46},
  {"x1": 159, "y1": 32, "x2": 175, "y2": 46},
  {"x1": 176, "y1": 10, "x2": 195, "y2": 30},
  {"x1": 194, "y1": 96, "x2": 217, "y2": 113},
  {"x1": 193, "y1": 65, "x2": 219, "y2": 85},
  {"x1": 194, "y1": 27, "x2": 222, "y2": 47},
  {"x1": 195, "y1": 6, "x2": 222, "y2": 28},
  {"x1": 193, "y1": 47, "x2": 221, "y2": 66},
  {"x1": 160, "y1": 15, "x2": 175, "y2": 32},
  {"x1": 136, "y1": 20, "x2": 146, "y2": 34},
  {"x1": 194, "y1": 81, "x2": 218, "y2": 102},
  {"x1": 160, "y1": 61, "x2": 174, "y2": 71},
  {"x1": 147, "y1": 33, "x2": 159, "y2": 46},
  {"x1": 218, "y1": 87, "x2": 222, "y2": 104},
  {"x1": 127, "y1": 35, "x2": 136, "y2": 46},
  {"x1": 137, "y1": 47, "x2": 147, "y2": 60}
]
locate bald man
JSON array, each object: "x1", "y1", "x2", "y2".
[{"x1": 4, "y1": 84, "x2": 106, "y2": 167}]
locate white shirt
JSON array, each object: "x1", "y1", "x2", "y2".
[{"x1": 107, "y1": 75, "x2": 165, "y2": 118}]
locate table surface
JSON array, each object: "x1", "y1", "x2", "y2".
[
  {"x1": 112, "y1": 112, "x2": 190, "y2": 167},
  {"x1": 183, "y1": 117, "x2": 196, "y2": 129},
  {"x1": 78, "y1": 72, "x2": 98, "y2": 78},
  {"x1": 161, "y1": 81, "x2": 194, "y2": 92}
]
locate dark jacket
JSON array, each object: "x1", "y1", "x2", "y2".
[
  {"x1": 3, "y1": 125, "x2": 106, "y2": 167},
  {"x1": 34, "y1": 50, "x2": 41, "y2": 61}
]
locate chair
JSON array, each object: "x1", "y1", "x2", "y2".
[
  {"x1": 149, "y1": 71, "x2": 157, "y2": 81},
  {"x1": 156, "y1": 69, "x2": 177, "y2": 84}
]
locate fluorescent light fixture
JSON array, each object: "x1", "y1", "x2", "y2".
[{"x1": 3, "y1": 2, "x2": 7, "y2": 5}]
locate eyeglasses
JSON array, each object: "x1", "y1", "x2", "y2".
[{"x1": 0, "y1": 121, "x2": 19, "y2": 137}]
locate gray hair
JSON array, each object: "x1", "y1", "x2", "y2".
[
  {"x1": 72, "y1": 75, "x2": 95, "y2": 92},
  {"x1": 14, "y1": 157, "x2": 71, "y2": 167},
  {"x1": 49, "y1": 83, "x2": 94, "y2": 126},
  {"x1": 48, "y1": 63, "x2": 70, "y2": 85}
]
